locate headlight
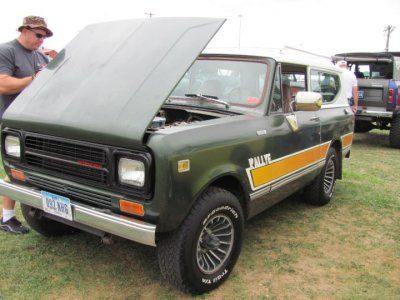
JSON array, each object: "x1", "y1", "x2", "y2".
[
  {"x1": 4, "y1": 135, "x2": 21, "y2": 158},
  {"x1": 118, "y1": 158, "x2": 145, "y2": 187}
]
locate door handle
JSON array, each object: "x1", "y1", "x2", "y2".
[{"x1": 309, "y1": 117, "x2": 320, "y2": 121}]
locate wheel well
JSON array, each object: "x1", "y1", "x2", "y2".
[
  {"x1": 211, "y1": 176, "x2": 248, "y2": 219},
  {"x1": 331, "y1": 139, "x2": 342, "y2": 179}
]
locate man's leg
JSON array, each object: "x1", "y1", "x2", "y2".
[
  {"x1": 1, "y1": 196, "x2": 29, "y2": 234},
  {"x1": 3, "y1": 196, "x2": 15, "y2": 210}
]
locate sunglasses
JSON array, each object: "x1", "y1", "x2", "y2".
[{"x1": 27, "y1": 28, "x2": 47, "y2": 39}]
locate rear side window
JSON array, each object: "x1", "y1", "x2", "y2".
[{"x1": 310, "y1": 70, "x2": 340, "y2": 102}]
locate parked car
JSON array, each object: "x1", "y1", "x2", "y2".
[
  {"x1": 332, "y1": 52, "x2": 400, "y2": 148},
  {"x1": 0, "y1": 18, "x2": 354, "y2": 294}
]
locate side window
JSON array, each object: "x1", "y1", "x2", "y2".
[
  {"x1": 310, "y1": 70, "x2": 340, "y2": 103},
  {"x1": 270, "y1": 66, "x2": 283, "y2": 113},
  {"x1": 282, "y1": 72, "x2": 306, "y2": 98}
]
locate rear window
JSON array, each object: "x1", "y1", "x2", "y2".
[{"x1": 349, "y1": 62, "x2": 393, "y2": 79}]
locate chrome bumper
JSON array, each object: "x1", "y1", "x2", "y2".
[
  {"x1": 0, "y1": 179, "x2": 156, "y2": 246},
  {"x1": 356, "y1": 110, "x2": 393, "y2": 118}
]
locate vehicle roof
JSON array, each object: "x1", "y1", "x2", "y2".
[
  {"x1": 202, "y1": 47, "x2": 338, "y2": 71},
  {"x1": 333, "y1": 51, "x2": 400, "y2": 62}
]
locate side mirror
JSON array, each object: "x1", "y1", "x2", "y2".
[{"x1": 294, "y1": 91, "x2": 323, "y2": 111}]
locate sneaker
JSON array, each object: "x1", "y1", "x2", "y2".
[{"x1": 0, "y1": 217, "x2": 30, "y2": 234}]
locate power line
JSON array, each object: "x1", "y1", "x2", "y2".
[{"x1": 238, "y1": 14, "x2": 243, "y2": 49}]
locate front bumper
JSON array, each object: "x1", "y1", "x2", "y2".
[{"x1": 0, "y1": 179, "x2": 156, "y2": 246}]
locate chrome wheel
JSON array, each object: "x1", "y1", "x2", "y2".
[
  {"x1": 305, "y1": 148, "x2": 338, "y2": 206},
  {"x1": 323, "y1": 155, "x2": 336, "y2": 194},
  {"x1": 196, "y1": 214, "x2": 234, "y2": 274}
]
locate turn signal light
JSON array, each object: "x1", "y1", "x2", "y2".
[
  {"x1": 10, "y1": 169, "x2": 26, "y2": 181},
  {"x1": 388, "y1": 89, "x2": 394, "y2": 104},
  {"x1": 397, "y1": 90, "x2": 400, "y2": 107},
  {"x1": 119, "y1": 199, "x2": 144, "y2": 216}
]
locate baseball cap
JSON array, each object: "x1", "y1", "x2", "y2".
[{"x1": 17, "y1": 15, "x2": 53, "y2": 37}]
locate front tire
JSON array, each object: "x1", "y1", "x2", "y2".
[
  {"x1": 389, "y1": 115, "x2": 400, "y2": 148},
  {"x1": 21, "y1": 204, "x2": 78, "y2": 237},
  {"x1": 157, "y1": 187, "x2": 244, "y2": 294},
  {"x1": 305, "y1": 148, "x2": 338, "y2": 206}
]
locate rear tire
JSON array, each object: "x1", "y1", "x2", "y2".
[
  {"x1": 21, "y1": 204, "x2": 78, "y2": 237},
  {"x1": 389, "y1": 115, "x2": 400, "y2": 148},
  {"x1": 157, "y1": 187, "x2": 244, "y2": 294},
  {"x1": 305, "y1": 148, "x2": 338, "y2": 206},
  {"x1": 354, "y1": 121, "x2": 373, "y2": 133}
]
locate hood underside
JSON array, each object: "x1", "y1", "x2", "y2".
[{"x1": 3, "y1": 17, "x2": 225, "y2": 148}]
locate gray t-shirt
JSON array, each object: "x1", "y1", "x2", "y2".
[{"x1": 0, "y1": 39, "x2": 49, "y2": 119}]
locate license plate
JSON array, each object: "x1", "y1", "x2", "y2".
[
  {"x1": 41, "y1": 191, "x2": 73, "y2": 221},
  {"x1": 358, "y1": 90, "x2": 364, "y2": 99}
]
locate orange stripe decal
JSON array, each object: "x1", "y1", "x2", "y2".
[
  {"x1": 341, "y1": 133, "x2": 353, "y2": 148},
  {"x1": 249, "y1": 143, "x2": 329, "y2": 189}
]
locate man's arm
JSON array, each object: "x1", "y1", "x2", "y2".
[{"x1": 0, "y1": 73, "x2": 33, "y2": 95}]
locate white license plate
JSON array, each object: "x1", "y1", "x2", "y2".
[{"x1": 41, "y1": 191, "x2": 73, "y2": 221}]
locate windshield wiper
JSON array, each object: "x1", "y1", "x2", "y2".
[{"x1": 184, "y1": 94, "x2": 230, "y2": 109}]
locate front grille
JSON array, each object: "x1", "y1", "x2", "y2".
[
  {"x1": 24, "y1": 136, "x2": 108, "y2": 184},
  {"x1": 25, "y1": 136, "x2": 107, "y2": 164},
  {"x1": 28, "y1": 175, "x2": 112, "y2": 209},
  {"x1": 25, "y1": 154, "x2": 108, "y2": 183}
]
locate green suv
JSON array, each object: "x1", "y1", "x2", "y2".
[{"x1": 0, "y1": 18, "x2": 354, "y2": 294}]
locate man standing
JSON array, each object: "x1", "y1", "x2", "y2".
[
  {"x1": 337, "y1": 60, "x2": 359, "y2": 113},
  {"x1": 0, "y1": 16, "x2": 54, "y2": 234}
]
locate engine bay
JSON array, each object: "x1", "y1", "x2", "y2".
[{"x1": 148, "y1": 106, "x2": 233, "y2": 130}]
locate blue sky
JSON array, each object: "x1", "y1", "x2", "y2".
[{"x1": 1, "y1": 0, "x2": 399, "y2": 56}]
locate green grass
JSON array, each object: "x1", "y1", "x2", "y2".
[{"x1": 0, "y1": 130, "x2": 399, "y2": 299}]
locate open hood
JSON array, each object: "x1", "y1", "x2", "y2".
[{"x1": 3, "y1": 17, "x2": 225, "y2": 148}]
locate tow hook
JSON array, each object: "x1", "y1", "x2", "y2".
[
  {"x1": 28, "y1": 207, "x2": 44, "y2": 219},
  {"x1": 101, "y1": 233, "x2": 114, "y2": 245}
]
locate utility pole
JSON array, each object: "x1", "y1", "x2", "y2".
[
  {"x1": 384, "y1": 25, "x2": 395, "y2": 52},
  {"x1": 145, "y1": 12, "x2": 155, "y2": 18},
  {"x1": 238, "y1": 14, "x2": 243, "y2": 49}
]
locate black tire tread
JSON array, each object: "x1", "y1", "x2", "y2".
[
  {"x1": 354, "y1": 121, "x2": 373, "y2": 133},
  {"x1": 305, "y1": 148, "x2": 338, "y2": 206},
  {"x1": 157, "y1": 187, "x2": 241, "y2": 294},
  {"x1": 389, "y1": 115, "x2": 400, "y2": 148}
]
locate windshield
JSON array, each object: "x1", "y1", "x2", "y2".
[{"x1": 169, "y1": 58, "x2": 269, "y2": 113}]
